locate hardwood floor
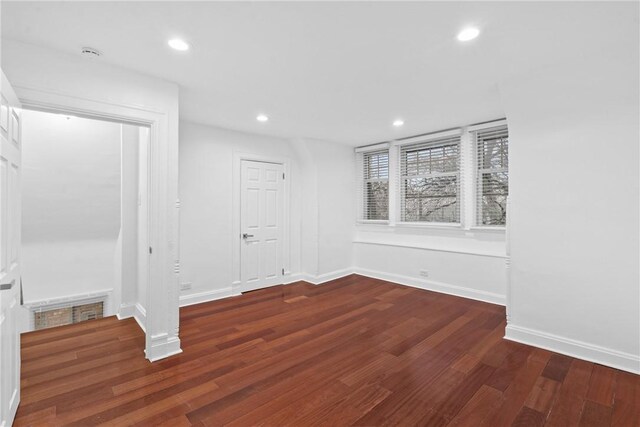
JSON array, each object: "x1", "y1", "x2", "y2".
[{"x1": 14, "y1": 274, "x2": 640, "y2": 426}]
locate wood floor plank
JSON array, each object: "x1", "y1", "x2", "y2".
[
  {"x1": 586, "y1": 364, "x2": 617, "y2": 407},
  {"x1": 580, "y1": 401, "x2": 613, "y2": 427},
  {"x1": 447, "y1": 384, "x2": 503, "y2": 427},
  {"x1": 12, "y1": 275, "x2": 640, "y2": 427},
  {"x1": 612, "y1": 370, "x2": 640, "y2": 427},
  {"x1": 545, "y1": 359, "x2": 594, "y2": 427}
]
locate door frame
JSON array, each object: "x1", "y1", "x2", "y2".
[
  {"x1": 232, "y1": 152, "x2": 291, "y2": 293},
  {"x1": 14, "y1": 86, "x2": 181, "y2": 362}
]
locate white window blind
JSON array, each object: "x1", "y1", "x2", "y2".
[
  {"x1": 475, "y1": 125, "x2": 509, "y2": 226},
  {"x1": 399, "y1": 135, "x2": 461, "y2": 223},
  {"x1": 361, "y1": 150, "x2": 389, "y2": 220}
]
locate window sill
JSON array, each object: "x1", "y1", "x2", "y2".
[
  {"x1": 470, "y1": 226, "x2": 506, "y2": 233},
  {"x1": 356, "y1": 220, "x2": 390, "y2": 225},
  {"x1": 355, "y1": 222, "x2": 507, "y2": 235},
  {"x1": 395, "y1": 221, "x2": 462, "y2": 230}
]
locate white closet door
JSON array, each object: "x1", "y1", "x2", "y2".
[{"x1": 240, "y1": 160, "x2": 284, "y2": 292}]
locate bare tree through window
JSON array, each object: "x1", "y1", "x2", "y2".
[
  {"x1": 476, "y1": 126, "x2": 509, "y2": 226},
  {"x1": 400, "y1": 136, "x2": 460, "y2": 223},
  {"x1": 363, "y1": 150, "x2": 389, "y2": 220}
]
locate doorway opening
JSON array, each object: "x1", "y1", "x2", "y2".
[{"x1": 18, "y1": 109, "x2": 150, "y2": 335}]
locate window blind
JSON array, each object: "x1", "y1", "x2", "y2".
[
  {"x1": 475, "y1": 125, "x2": 509, "y2": 226},
  {"x1": 361, "y1": 150, "x2": 389, "y2": 220},
  {"x1": 399, "y1": 135, "x2": 460, "y2": 223}
]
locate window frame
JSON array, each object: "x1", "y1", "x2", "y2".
[
  {"x1": 397, "y1": 133, "x2": 462, "y2": 226},
  {"x1": 356, "y1": 143, "x2": 390, "y2": 224},
  {"x1": 470, "y1": 120, "x2": 509, "y2": 230},
  {"x1": 354, "y1": 119, "x2": 507, "y2": 232}
]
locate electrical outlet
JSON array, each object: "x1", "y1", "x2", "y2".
[
  {"x1": 180, "y1": 282, "x2": 192, "y2": 291},
  {"x1": 419, "y1": 270, "x2": 429, "y2": 278}
]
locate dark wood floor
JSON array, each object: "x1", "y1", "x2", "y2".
[{"x1": 14, "y1": 274, "x2": 640, "y2": 426}]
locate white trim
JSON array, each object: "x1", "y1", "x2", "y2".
[
  {"x1": 470, "y1": 226, "x2": 507, "y2": 233},
  {"x1": 505, "y1": 324, "x2": 640, "y2": 374},
  {"x1": 231, "y1": 152, "x2": 291, "y2": 293},
  {"x1": 284, "y1": 267, "x2": 504, "y2": 305},
  {"x1": 392, "y1": 128, "x2": 462, "y2": 147},
  {"x1": 133, "y1": 303, "x2": 146, "y2": 333},
  {"x1": 145, "y1": 333, "x2": 182, "y2": 362},
  {"x1": 22, "y1": 289, "x2": 113, "y2": 309},
  {"x1": 15, "y1": 85, "x2": 180, "y2": 362},
  {"x1": 356, "y1": 220, "x2": 390, "y2": 226},
  {"x1": 353, "y1": 240, "x2": 507, "y2": 259},
  {"x1": 355, "y1": 142, "x2": 390, "y2": 153},
  {"x1": 117, "y1": 303, "x2": 135, "y2": 320},
  {"x1": 395, "y1": 221, "x2": 462, "y2": 229},
  {"x1": 467, "y1": 118, "x2": 508, "y2": 133},
  {"x1": 354, "y1": 267, "x2": 505, "y2": 306},
  {"x1": 7, "y1": 388, "x2": 18, "y2": 427},
  {"x1": 285, "y1": 268, "x2": 354, "y2": 285},
  {"x1": 179, "y1": 287, "x2": 241, "y2": 307}
]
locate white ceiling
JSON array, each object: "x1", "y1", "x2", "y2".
[{"x1": 1, "y1": 1, "x2": 636, "y2": 145}]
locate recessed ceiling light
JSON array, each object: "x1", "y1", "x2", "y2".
[
  {"x1": 256, "y1": 114, "x2": 269, "y2": 122},
  {"x1": 393, "y1": 119, "x2": 405, "y2": 127},
  {"x1": 457, "y1": 27, "x2": 480, "y2": 42},
  {"x1": 168, "y1": 39, "x2": 190, "y2": 51}
]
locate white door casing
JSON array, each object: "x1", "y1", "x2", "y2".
[
  {"x1": 13, "y1": 85, "x2": 180, "y2": 362},
  {"x1": 240, "y1": 160, "x2": 284, "y2": 292},
  {"x1": 0, "y1": 70, "x2": 22, "y2": 427}
]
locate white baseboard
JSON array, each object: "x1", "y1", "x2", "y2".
[
  {"x1": 505, "y1": 324, "x2": 640, "y2": 375},
  {"x1": 285, "y1": 268, "x2": 354, "y2": 285},
  {"x1": 133, "y1": 303, "x2": 146, "y2": 333},
  {"x1": 116, "y1": 302, "x2": 146, "y2": 333},
  {"x1": 179, "y1": 287, "x2": 241, "y2": 307},
  {"x1": 354, "y1": 267, "x2": 505, "y2": 306},
  {"x1": 178, "y1": 268, "x2": 502, "y2": 309},
  {"x1": 145, "y1": 333, "x2": 182, "y2": 362},
  {"x1": 117, "y1": 303, "x2": 135, "y2": 320}
]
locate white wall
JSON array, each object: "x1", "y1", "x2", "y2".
[
  {"x1": 178, "y1": 121, "x2": 302, "y2": 303},
  {"x1": 178, "y1": 122, "x2": 357, "y2": 303},
  {"x1": 350, "y1": 136, "x2": 508, "y2": 305},
  {"x1": 137, "y1": 127, "x2": 150, "y2": 314},
  {"x1": 502, "y1": 51, "x2": 640, "y2": 372},
  {"x1": 303, "y1": 138, "x2": 356, "y2": 276},
  {"x1": 113, "y1": 124, "x2": 142, "y2": 323},
  {"x1": 3, "y1": 39, "x2": 181, "y2": 359},
  {"x1": 354, "y1": 227, "x2": 507, "y2": 305},
  {"x1": 21, "y1": 110, "x2": 121, "y2": 303}
]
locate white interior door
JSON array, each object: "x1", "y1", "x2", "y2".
[
  {"x1": 0, "y1": 71, "x2": 22, "y2": 426},
  {"x1": 240, "y1": 160, "x2": 284, "y2": 292}
]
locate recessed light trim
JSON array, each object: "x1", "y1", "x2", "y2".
[
  {"x1": 457, "y1": 27, "x2": 480, "y2": 42},
  {"x1": 393, "y1": 119, "x2": 405, "y2": 127},
  {"x1": 168, "y1": 39, "x2": 190, "y2": 51},
  {"x1": 256, "y1": 114, "x2": 269, "y2": 122}
]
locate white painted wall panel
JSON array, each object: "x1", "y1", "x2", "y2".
[
  {"x1": 21, "y1": 110, "x2": 121, "y2": 304},
  {"x1": 501, "y1": 50, "x2": 640, "y2": 367}
]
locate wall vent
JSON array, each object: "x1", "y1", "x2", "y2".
[{"x1": 24, "y1": 291, "x2": 111, "y2": 332}]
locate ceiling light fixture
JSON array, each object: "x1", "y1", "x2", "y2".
[
  {"x1": 256, "y1": 114, "x2": 269, "y2": 122},
  {"x1": 393, "y1": 119, "x2": 405, "y2": 127},
  {"x1": 457, "y1": 27, "x2": 480, "y2": 42},
  {"x1": 168, "y1": 39, "x2": 190, "y2": 51}
]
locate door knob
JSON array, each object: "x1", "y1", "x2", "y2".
[{"x1": 242, "y1": 233, "x2": 254, "y2": 239}]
